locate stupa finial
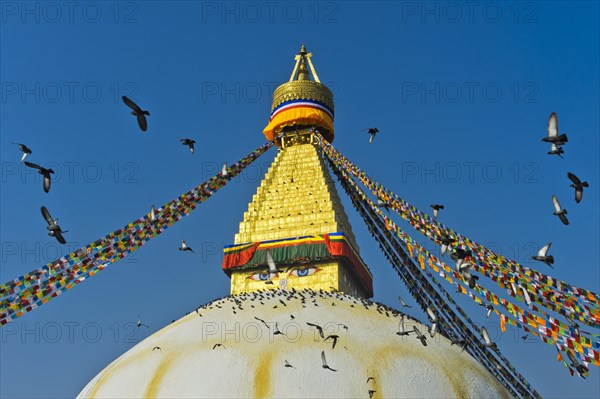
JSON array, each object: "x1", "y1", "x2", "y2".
[{"x1": 289, "y1": 44, "x2": 321, "y2": 83}]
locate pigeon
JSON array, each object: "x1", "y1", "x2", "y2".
[
  {"x1": 265, "y1": 249, "x2": 279, "y2": 282},
  {"x1": 451, "y1": 249, "x2": 472, "y2": 271},
  {"x1": 430, "y1": 204, "x2": 444, "y2": 219},
  {"x1": 481, "y1": 326, "x2": 497, "y2": 349},
  {"x1": 438, "y1": 232, "x2": 456, "y2": 256},
  {"x1": 136, "y1": 316, "x2": 149, "y2": 328},
  {"x1": 426, "y1": 307, "x2": 438, "y2": 338},
  {"x1": 13, "y1": 143, "x2": 32, "y2": 162},
  {"x1": 567, "y1": 351, "x2": 589, "y2": 376},
  {"x1": 426, "y1": 307, "x2": 438, "y2": 323},
  {"x1": 324, "y1": 334, "x2": 339, "y2": 349},
  {"x1": 41, "y1": 206, "x2": 68, "y2": 244},
  {"x1": 413, "y1": 326, "x2": 427, "y2": 346},
  {"x1": 542, "y1": 112, "x2": 568, "y2": 146},
  {"x1": 548, "y1": 144, "x2": 564, "y2": 158},
  {"x1": 24, "y1": 161, "x2": 54, "y2": 193},
  {"x1": 284, "y1": 360, "x2": 295, "y2": 369},
  {"x1": 398, "y1": 296, "x2": 412, "y2": 308},
  {"x1": 450, "y1": 339, "x2": 468, "y2": 351},
  {"x1": 179, "y1": 240, "x2": 195, "y2": 253},
  {"x1": 307, "y1": 322, "x2": 325, "y2": 339},
  {"x1": 321, "y1": 351, "x2": 337, "y2": 372},
  {"x1": 363, "y1": 128, "x2": 380, "y2": 144},
  {"x1": 122, "y1": 96, "x2": 150, "y2": 131},
  {"x1": 460, "y1": 268, "x2": 479, "y2": 289},
  {"x1": 551, "y1": 195, "x2": 569, "y2": 225},
  {"x1": 272, "y1": 323, "x2": 286, "y2": 336},
  {"x1": 180, "y1": 138, "x2": 196, "y2": 154},
  {"x1": 254, "y1": 316, "x2": 270, "y2": 329},
  {"x1": 567, "y1": 173, "x2": 588, "y2": 203},
  {"x1": 222, "y1": 163, "x2": 228, "y2": 177},
  {"x1": 396, "y1": 315, "x2": 412, "y2": 336},
  {"x1": 532, "y1": 242, "x2": 554, "y2": 267},
  {"x1": 520, "y1": 285, "x2": 532, "y2": 306}
]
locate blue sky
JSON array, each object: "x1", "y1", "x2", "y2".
[{"x1": 1, "y1": 1, "x2": 598, "y2": 397}]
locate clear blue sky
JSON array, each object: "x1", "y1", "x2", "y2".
[{"x1": 1, "y1": 1, "x2": 598, "y2": 397}]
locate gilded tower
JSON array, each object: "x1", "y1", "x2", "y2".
[{"x1": 222, "y1": 45, "x2": 373, "y2": 298}]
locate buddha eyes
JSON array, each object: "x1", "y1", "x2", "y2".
[
  {"x1": 247, "y1": 267, "x2": 319, "y2": 280},
  {"x1": 248, "y1": 272, "x2": 276, "y2": 281},
  {"x1": 290, "y1": 267, "x2": 319, "y2": 278}
]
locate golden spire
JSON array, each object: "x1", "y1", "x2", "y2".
[
  {"x1": 265, "y1": 44, "x2": 335, "y2": 143},
  {"x1": 227, "y1": 45, "x2": 373, "y2": 298}
]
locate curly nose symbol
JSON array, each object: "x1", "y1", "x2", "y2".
[{"x1": 279, "y1": 279, "x2": 288, "y2": 290}]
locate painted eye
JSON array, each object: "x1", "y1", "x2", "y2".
[
  {"x1": 248, "y1": 272, "x2": 275, "y2": 281},
  {"x1": 290, "y1": 268, "x2": 319, "y2": 278}
]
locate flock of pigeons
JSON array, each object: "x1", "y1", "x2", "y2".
[
  {"x1": 372, "y1": 112, "x2": 590, "y2": 272},
  {"x1": 148, "y1": 288, "x2": 499, "y2": 397},
  {"x1": 539, "y1": 112, "x2": 589, "y2": 267},
  {"x1": 11, "y1": 143, "x2": 68, "y2": 244},
  {"x1": 12, "y1": 95, "x2": 217, "y2": 248}
]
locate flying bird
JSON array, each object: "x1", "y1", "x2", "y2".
[
  {"x1": 24, "y1": 161, "x2": 54, "y2": 193},
  {"x1": 532, "y1": 242, "x2": 554, "y2": 267},
  {"x1": 367, "y1": 377, "x2": 375, "y2": 383},
  {"x1": 149, "y1": 205, "x2": 156, "y2": 222},
  {"x1": 398, "y1": 296, "x2": 412, "y2": 308},
  {"x1": 363, "y1": 128, "x2": 380, "y2": 144},
  {"x1": 321, "y1": 351, "x2": 337, "y2": 372},
  {"x1": 284, "y1": 360, "x2": 295, "y2": 369},
  {"x1": 430, "y1": 204, "x2": 444, "y2": 218},
  {"x1": 272, "y1": 323, "x2": 286, "y2": 337},
  {"x1": 426, "y1": 307, "x2": 438, "y2": 323},
  {"x1": 567, "y1": 172, "x2": 588, "y2": 203},
  {"x1": 324, "y1": 334, "x2": 339, "y2": 349},
  {"x1": 396, "y1": 315, "x2": 412, "y2": 336},
  {"x1": 439, "y1": 233, "x2": 456, "y2": 256},
  {"x1": 450, "y1": 339, "x2": 468, "y2": 351},
  {"x1": 122, "y1": 96, "x2": 150, "y2": 131},
  {"x1": 542, "y1": 112, "x2": 568, "y2": 146},
  {"x1": 41, "y1": 206, "x2": 68, "y2": 244},
  {"x1": 307, "y1": 322, "x2": 325, "y2": 339},
  {"x1": 368, "y1": 390, "x2": 376, "y2": 398},
  {"x1": 180, "y1": 138, "x2": 196, "y2": 154},
  {"x1": 222, "y1": 163, "x2": 228, "y2": 177},
  {"x1": 179, "y1": 240, "x2": 195, "y2": 253},
  {"x1": 212, "y1": 343, "x2": 226, "y2": 350},
  {"x1": 13, "y1": 143, "x2": 32, "y2": 162},
  {"x1": 548, "y1": 144, "x2": 564, "y2": 158},
  {"x1": 254, "y1": 316, "x2": 270, "y2": 329},
  {"x1": 413, "y1": 326, "x2": 427, "y2": 346},
  {"x1": 152, "y1": 346, "x2": 162, "y2": 351},
  {"x1": 481, "y1": 326, "x2": 497, "y2": 349},
  {"x1": 426, "y1": 307, "x2": 438, "y2": 338},
  {"x1": 551, "y1": 195, "x2": 569, "y2": 225},
  {"x1": 567, "y1": 350, "x2": 589, "y2": 376},
  {"x1": 136, "y1": 316, "x2": 149, "y2": 328}
]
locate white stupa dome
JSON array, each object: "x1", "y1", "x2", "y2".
[{"x1": 78, "y1": 290, "x2": 510, "y2": 398}]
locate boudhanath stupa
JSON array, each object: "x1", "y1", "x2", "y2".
[{"x1": 77, "y1": 45, "x2": 511, "y2": 398}]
